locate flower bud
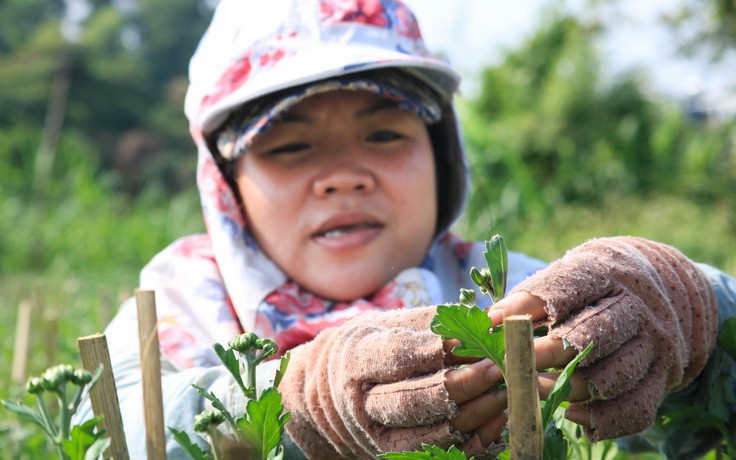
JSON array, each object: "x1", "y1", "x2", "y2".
[
  {"x1": 459, "y1": 288, "x2": 476, "y2": 306},
  {"x1": 25, "y1": 377, "x2": 45, "y2": 395},
  {"x1": 71, "y1": 369, "x2": 93, "y2": 386},
  {"x1": 193, "y1": 410, "x2": 225, "y2": 432},
  {"x1": 259, "y1": 339, "x2": 278, "y2": 360},
  {"x1": 41, "y1": 364, "x2": 74, "y2": 392},
  {"x1": 469, "y1": 267, "x2": 484, "y2": 287},
  {"x1": 230, "y1": 332, "x2": 259, "y2": 353},
  {"x1": 469, "y1": 267, "x2": 494, "y2": 296}
]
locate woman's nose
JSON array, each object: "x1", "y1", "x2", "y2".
[{"x1": 312, "y1": 165, "x2": 376, "y2": 198}]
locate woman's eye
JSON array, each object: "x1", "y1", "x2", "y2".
[
  {"x1": 367, "y1": 130, "x2": 402, "y2": 142},
  {"x1": 267, "y1": 142, "x2": 310, "y2": 155}
]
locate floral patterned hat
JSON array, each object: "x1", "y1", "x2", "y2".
[{"x1": 184, "y1": 0, "x2": 462, "y2": 139}]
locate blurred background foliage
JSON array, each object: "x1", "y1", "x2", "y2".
[{"x1": 0, "y1": 0, "x2": 735, "y2": 457}]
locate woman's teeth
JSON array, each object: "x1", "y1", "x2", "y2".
[{"x1": 323, "y1": 228, "x2": 353, "y2": 238}]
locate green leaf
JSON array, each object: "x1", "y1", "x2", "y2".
[
  {"x1": 379, "y1": 443, "x2": 470, "y2": 459},
  {"x1": 542, "y1": 424, "x2": 568, "y2": 460},
  {"x1": 214, "y1": 342, "x2": 248, "y2": 396},
  {"x1": 272, "y1": 351, "x2": 290, "y2": 389},
  {"x1": 192, "y1": 384, "x2": 229, "y2": 415},
  {"x1": 238, "y1": 387, "x2": 291, "y2": 460},
  {"x1": 169, "y1": 426, "x2": 212, "y2": 460},
  {"x1": 1, "y1": 399, "x2": 51, "y2": 435},
  {"x1": 718, "y1": 317, "x2": 736, "y2": 361},
  {"x1": 61, "y1": 416, "x2": 107, "y2": 460},
  {"x1": 430, "y1": 304, "x2": 505, "y2": 376},
  {"x1": 541, "y1": 341, "x2": 594, "y2": 428},
  {"x1": 483, "y1": 235, "x2": 508, "y2": 303}
]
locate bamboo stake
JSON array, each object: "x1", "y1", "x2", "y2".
[
  {"x1": 135, "y1": 289, "x2": 167, "y2": 460},
  {"x1": 504, "y1": 315, "x2": 543, "y2": 460},
  {"x1": 78, "y1": 333, "x2": 130, "y2": 460},
  {"x1": 43, "y1": 309, "x2": 59, "y2": 368},
  {"x1": 99, "y1": 290, "x2": 112, "y2": 329},
  {"x1": 11, "y1": 299, "x2": 33, "y2": 383}
]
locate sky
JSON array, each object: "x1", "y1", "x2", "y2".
[{"x1": 404, "y1": 0, "x2": 734, "y2": 101}]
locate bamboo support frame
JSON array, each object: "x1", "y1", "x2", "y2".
[
  {"x1": 43, "y1": 309, "x2": 59, "y2": 369},
  {"x1": 504, "y1": 314, "x2": 543, "y2": 460},
  {"x1": 11, "y1": 299, "x2": 33, "y2": 383},
  {"x1": 136, "y1": 289, "x2": 167, "y2": 460},
  {"x1": 78, "y1": 333, "x2": 130, "y2": 460}
]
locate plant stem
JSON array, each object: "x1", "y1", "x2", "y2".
[
  {"x1": 68, "y1": 383, "x2": 85, "y2": 414},
  {"x1": 222, "y1": 410, "x2": 240, "y2": 436},
  {"x1": 245, "y1": 351, "x2": 257, "y2": 400},
  {"x1": 57, "y1": 383, "x2": 70, "y2": 443},
  {"x1": 34, "y1": 395, "x2": 59, "y2": 440}
]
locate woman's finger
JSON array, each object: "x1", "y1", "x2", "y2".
[
  {"x1": 451, "y1": 388, "x2": 507, "y2": 435},
  {"x1": 533, "y1": 335, "x2": 578, "y2": 370},
  {"x1": 487, "y1": 291, "x2": 548, "y2": 326},
  {"x1": 564, "y1": 403, "x2": 592, "y2": 428},
  {"x1": 445, "y1": 359, "x2": 503, "y2": 403},
  {"x1": 537, "y1": 371, "x2": 590, "y2": 402},
  {"x1": 475, "y1": 413, "x2": 508, "y2": 447},
  {"x1": 444, "y1": 339, "x2": 482, "y2": 366}
]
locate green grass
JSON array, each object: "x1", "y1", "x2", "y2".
[{"x1": 458, "y1": 193, "x2": 736, "y2": 274}]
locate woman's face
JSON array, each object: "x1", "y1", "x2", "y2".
[{"x1": 234, "y1": 90, "x2": 437, "y2": 301}]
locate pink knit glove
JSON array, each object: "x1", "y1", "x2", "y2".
[
  {"x1": 510, "y1": 237, "x2": 719, "y2": 441},
  {"x1": 279, "y1": 306, "x2": 503, "y2": 459}
]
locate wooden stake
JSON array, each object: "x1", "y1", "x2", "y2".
[
  {"x1": 78, "y1": 333, "x2": 130, "y2": 460},
  {"x1": 504, "y1": 315, "x2": 543, "y2": 460},
  {"x1": 43, "y1": 309, "x2": 59, "y2": 368},
  {"x1": 135, "y1": 290, "x2": 167, "y2": 460},
  {"x1": 11, "y1": 299, "x2": 33, "y2": 383}
]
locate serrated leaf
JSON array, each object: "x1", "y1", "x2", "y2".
[
  {"x1": 430, "y1": 304, "x2": 505, "y2": 375},
  {"x1": 484, "y1": 235, "x2": 508, "y2": 303},
  {"x1": 214, "y1": 342, "x2": 248, "y2": 396},
  {"x1": 718, "y1": 317, "x2": 736, "y2": 361},
  {"x1": 272, "y1": 352, "x2": 290, "y2": 389},
  {"x1": 238, "y1": 387, "x2": 290, "y2": 460},
  {"x1": 541, "y1": 341, "x2": 594, "y2": 428},
  {"x1": 169, "y1": 426, "x2": 212, "y2": 460},
  {"x1": 192, "y1": 384, "x2": 229, "y2": 415},
  {"x1": 379, "y1": 443, "x2": 471, "y2": 459}
]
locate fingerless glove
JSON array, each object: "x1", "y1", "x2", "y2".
[
  {"x1": 279, "y1": 306, "x2": 503, "y2": 459},
  {"x1": 510, "y1": 236, "x2": 718, "y2": 441}
]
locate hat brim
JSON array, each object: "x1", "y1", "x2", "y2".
[{"x1": 197, "y1": 42, "x2": 460, "y2": 135}]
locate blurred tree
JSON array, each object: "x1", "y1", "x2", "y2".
[
  {"x1": 0, "y1": 0, "x2": 212, "y2": 197},
  {"x1": 463, "y1": 8, "x2": 657, "y2": 225},
  {"x1": 661, "y1": 0, "x2": 736, "y2": 61},
  {"x1": 460, "y1": 4, "x2": 735, "y2": 232}
]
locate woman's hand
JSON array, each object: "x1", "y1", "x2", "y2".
[
  {"x1": 482, "y1": 237, "x2": 718, "y2": 442},
  {"x1": 444, "y1": 292, "x2": 591, "y2": 447},
  {"x1": 280, "y1": 305, "x2": 508, "y2": 459}
]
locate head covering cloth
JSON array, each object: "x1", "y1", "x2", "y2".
[{"x1": 137, "y1": 0, "x2": 541, "y2": 367}]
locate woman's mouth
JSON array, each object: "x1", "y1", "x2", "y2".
[
  {"x1": 312, "y1": 219, "x2": 384, "y2": 249},
  {"x1": 317, "y1": 223, "x2": 382, "y2": 239}
]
